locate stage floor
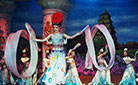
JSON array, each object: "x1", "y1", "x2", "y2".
[{"x1": 80, "y1": 75, "x2": 138, "y2": 85}]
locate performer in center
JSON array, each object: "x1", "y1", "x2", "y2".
[{"x1": 33, "y1": 12, "x2": 81, "y2": 85}]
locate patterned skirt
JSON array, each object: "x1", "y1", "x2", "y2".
[
  {"x1": 89, "y1": 66, "x2": 113, "y2": 85},
  {"x1": 119, "y1": 64, "x2": 136, "y2": 85},
  {"x1": 42, "y1": 50, "x2": 66, "y2": 85}
]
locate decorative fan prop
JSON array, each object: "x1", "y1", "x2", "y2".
[
  {"x1": 4, "y1": 23, "x2": 38, "y2": 78},
  {"x1": 85, "y1": 24, "x2": 115, "y2": 70}
]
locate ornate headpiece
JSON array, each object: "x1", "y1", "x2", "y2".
[
  {"x1": 124, "y1": 48, "x2": 128, "y2": 52},
  {"x1": 100, "y1": 48, "x2": 104, "y2": 53},
  {"x1": 52, "y1": 12, "x2": 63, "y2": 27}
]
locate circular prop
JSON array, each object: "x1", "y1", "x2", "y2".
[
  {"x1": 85, "y1": 24, "x2": 115, "y2": 70},
  {"x1": 4, "y1": 23, "x2": 38, "y2": 78}
]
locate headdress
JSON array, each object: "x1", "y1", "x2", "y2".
[
  {"x1": 124, "y1": 48, "x2": 128, "y2": 52},
  {"x1": 52, "y1": 12, "x2": 63, "y2": 27},
  {"x1": 100, "y1": 48, "x2": 104, "y2": 53}
]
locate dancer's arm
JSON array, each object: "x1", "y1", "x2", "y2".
[
  {"x1": 33, "y1": 34, "x2": 51, "y2": 42},
  {"x1": 130, "y1": 58, "x2": 136, "y2": 61},
  {"x1": 65, "y1": 49, "x2": 73, "y2": 59},
  {"x1": 63, "y1": 32, "x2": 81, "y2": 39},
  {"x1": 103, "y1": 60, "x2": 108, "y2": 67},
  {"x1": 103, "y1": 45, "x2": 108, "y2": 55},
  {"x1": 98, "y1": 45, "x2": 108, "y2": 59},
  {"x1": 67, "y1": 43, "x2": 81, "y2": 54},
  {"x1": 97, "y1": 54, "x2": 104, "y2": 59},
  {"x1": 65, "y1": 43, "x2": 81, "y2": 59},
  {"x1": 134, "y1": 51, "x2": 138, "y2": 61},
  {"x1": 63, "y1": 25, "x2": 89, "y2": 39},
  {"x1": 65, "y1": 55, "x2": 73, "y2": 59}
]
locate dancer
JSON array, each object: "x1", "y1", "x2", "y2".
[
  {"x1": 33, "y1": 12, "x2": 81, "y2": 85},
  {"x1": 119, "y1": 48, "x2": 136, "y2": 85},
  {"x1": 65, "y1": 43, "x2": 82, "y2": 85},
  {"x1": 0, "y1": 57, "x2": 9, "y2": 84},
  {"x1": 16, "y1": 48, "x2": 33, "y2": 85},
  {"x1": 89, "y1": 45, "x2": 113, "y2": 85}
]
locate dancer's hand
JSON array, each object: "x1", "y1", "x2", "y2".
[
  {"x1": 31, "y1": 36, "x2": 35, "y2": 41},
  {"x1": 78, "y1": 32, "x2": 82, "y2": 35},
  {"x1": 67, "y1": 49, "x2": 73, "y2": 56},
  {"x1": 105, "y1": 44, "x2": 108, "y2": 50}
]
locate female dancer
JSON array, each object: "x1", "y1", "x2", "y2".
[
  {"x1": 16, "y1": 48, "x2": 33, "y2": 85},
  {"x1": 119, "y1": 48, "x2": 136, "y2": 85},
  {"x1": 65, "y1": 43, "x2": 83, "y2": 85},
  {"x1": 89, "y1": 45, "x2": 113, "y2": 85},
  {"x1": 33, "y1": 12, "x2": 81, "y2": 85},
  {"x1": 0, "y1": 57, "x2": 9, "y2": 84}
]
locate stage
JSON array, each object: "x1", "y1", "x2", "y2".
[{"x1": 80, "y1": 75, "x2": 137, "y2": 85}]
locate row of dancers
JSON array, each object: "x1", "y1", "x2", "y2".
[
  {"x1": 8, "y1": 45, "x2": 137, "y2": 85},
  {"x1": 1, "y1": 45, "x2": 137, "y2": 85}
]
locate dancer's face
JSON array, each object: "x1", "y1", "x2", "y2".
[
  {"x1": 53, "y1": 25, "x2": 60, "y2": 33},
  {"x1": 124, "y1": 51, "x2": 127, "y2": 56},
  {"x1": 98, "y1": 52, "x2": 102, "y2": 56}
]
